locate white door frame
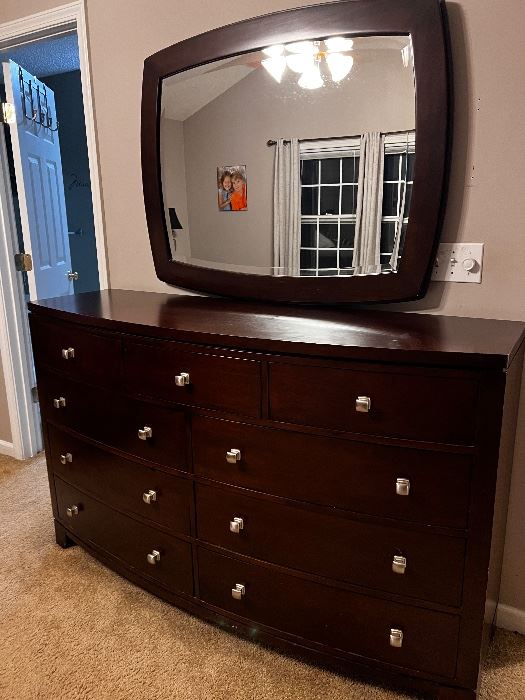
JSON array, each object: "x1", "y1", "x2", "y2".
[{"x1": 0, "y1": 1, "x2": 108, "y2": 459}]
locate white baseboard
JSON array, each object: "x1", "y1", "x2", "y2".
[
  {"x1": 0, "y1": 439, "x2": 15, "y2": 457},
  {"x1": 496, "y1": 604, "x2": 525, "y2": 635}
]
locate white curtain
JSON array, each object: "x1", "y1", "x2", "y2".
[
  {"x1": 352, "y1": 132, "x2": 385, "y2": 275},
  {"x1": 273, "y1": 138, "x2": 301, "y2": 276}
]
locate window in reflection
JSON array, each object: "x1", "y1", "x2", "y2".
[{"x1": 298, "y1": 133, "x2": 414, "y2": 276}]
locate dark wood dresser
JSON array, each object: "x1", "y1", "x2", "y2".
[{"x1": 28, "y1": 290, "x2": 525, "y2": 700}]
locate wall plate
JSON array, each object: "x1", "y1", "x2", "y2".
[{"x1": 432, "y1": 243, "x2": 484, "y2": 283}]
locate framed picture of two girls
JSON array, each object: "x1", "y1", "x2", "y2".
[{"x1": 217, "y1": 165, "x2": 247, "y2": 211}]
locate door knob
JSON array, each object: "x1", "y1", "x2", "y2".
[
  {"x1": 66, "y1": 271, "x2": 79, "y2": 281},
  {"x1": 396, "y1": 478, "x2": 410, "y2": 496},
  {"x1": 230, "y1": 516, "x2": 244, "y2": 533},
  {"x1": 143, "y1": 489, "x2": 157, "y2": 504},
  {"x1": 231, "y1": 583, "x2": 245, "y2": 600},
  {"x1": 355, "y1": 396, "x2": 371, "y2": 413},
  {"x1": 226, "y1": 449, "x2": 241, "y2": 464},
  {"x1": 60, "y1": 452, "x2": 73, "y2": 465},
  {"x1": 147, "y1": 550, "x2": 161, "y2": 565},
  {"x1": 138, "y1": 426, "x2": 153, "y2": 441},
  {"x1": 61, "y1": 347, "x2": 75, "y2": 359},
  {"x1": 66, "y1": 505, "x2": 79, "y2": 517},
  {"x1": 174, "y1": 372, "x2": 190, "y2": 386},
  {"x1": 390, "y1": 629, "x2": 404, "y2": 648},
  {"x1": 392, "y1": 555, "x2": 407, "y2": 575},
  {"x1": 53, "y1": 397, "x2": 66, "y2": 408}
]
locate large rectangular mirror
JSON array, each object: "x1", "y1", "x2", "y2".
[
  {"x1": 142, "y1": 0, "x2": 450, "y2": 303},
  {"x1": 160, "y1": 36, "x2": 415, "y2": 278}
]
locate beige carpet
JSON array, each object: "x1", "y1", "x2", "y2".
[{"x1": 1, "y1": 454, "x2": 524, "y2": 700}]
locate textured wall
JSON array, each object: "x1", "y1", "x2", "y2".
[{"x1": 1, "y1": 0, "x2": 525, "y2": 614}]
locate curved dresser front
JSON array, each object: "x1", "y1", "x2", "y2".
[{"x1": 28, "y1": 290, "x2": 525, "y2": 700}]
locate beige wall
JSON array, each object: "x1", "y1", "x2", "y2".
[{"x1": 1, "y1": 0, "x2": 525, "y2": 613}]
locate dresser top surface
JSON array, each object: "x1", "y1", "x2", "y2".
[{"x1": 28, "y1": 289, "x2": 525, "y2": 369}]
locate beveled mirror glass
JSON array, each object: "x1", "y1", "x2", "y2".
[
  {"x1": 160, "y1": 36, "x2": 415, "y2": 278},
  {"x1": 142, "y1": 0, "x2": 450, "y2": 303}
]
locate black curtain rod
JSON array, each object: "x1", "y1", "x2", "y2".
[{"x1": 267, "y1": 129, "x2": 415, "y2": 146}]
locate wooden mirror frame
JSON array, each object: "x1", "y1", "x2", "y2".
[{"x1": 142, "y1": 0, "x2": 451, "y2": 304}]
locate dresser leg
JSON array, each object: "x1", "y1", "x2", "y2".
[
  {"x1": 54, "y1": 520, "x2": 76, "y2": 549},
  {"x1": 437, "y1": 686, "x2": 476, "y2": 700}
]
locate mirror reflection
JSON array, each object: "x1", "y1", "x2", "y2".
[{"x1": 160, "y1": 35, "x2": 415, "y2": 277}]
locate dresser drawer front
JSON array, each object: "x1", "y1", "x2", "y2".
[
  {"x1": 30, "y1": 317, "x2": 121, "y2": 387},
  {"x1": 55, "y1": 478, "x2": 193, "y2": 594},
  {"x1": 49, "y1": 426, "x2": 192, "y2": 534},
  {"x1": 196, "y1": 484, "x2": 465, "y2": 607},
  {"x1": 269, "y1": 363, "x2": 478, "y2": 444},
  {"x1": 39, "y1": 372, "x2": 188, "y2": 470},
  {"x1": 198, "y1": 548, "x2": 459, "y2": 678},
  {"x1": 193, "y1": 416, "x2": 472, "y2": 529},
  {"x1": 123, "y1": 340, "x2": 262, "y2": 417}
]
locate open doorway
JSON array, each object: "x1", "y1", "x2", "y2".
[{"x1": 0, "y1": 3, "x2": 107, "y2": 459}]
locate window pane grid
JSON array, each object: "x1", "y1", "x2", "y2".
[{"x1": 300, "y1": 148, "x2": 412, "y2": 275}]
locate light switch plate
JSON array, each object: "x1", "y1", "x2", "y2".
[{"x1": 432, "y1": 243, "x2": 484, "y2": 283}]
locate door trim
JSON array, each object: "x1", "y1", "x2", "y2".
[{"x1": 0, "y1": 1, "x2": 108, "y2": 459}]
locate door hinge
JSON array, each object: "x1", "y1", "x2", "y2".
[
  {"x1": 0, "y1": 102, "x2": 15, "y2": 124},
  {"x1": 31, "y1": 386, "x2": 39, "y2": 403},
  {"x1": 14, "y1": 253, "x2": 33, "y2": 272}
]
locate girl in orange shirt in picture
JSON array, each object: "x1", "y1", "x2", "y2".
[{"x1": 230, "y1": 171, "x2": 247, "y2": 211}]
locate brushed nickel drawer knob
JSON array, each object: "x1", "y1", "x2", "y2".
[
  {"x1": 392, "y1": 555, "x2": 407, "y2": 575},
  {"x1": 60, "y1": 452, "x2": 73, "y2": 465},
  {"x1": 147, "y1": 549, "x2": 161, "y2": 565},
  {"x1": 396, "y1": 478, "x2": 411, "y2": 496},
  {"x1": 390, "y1": 629, "x2": 404, "y2": 648},
  {"x1": 226, "y1": 448, "x2": 241, "y2": 464},
  {"x1": 61, "y1": 347, "x2": 75, "y2": 360},
  {"x1": 138, "y1": 426, "x2": 153, "y2": 441},
  {"x1": 66, "y1": 505, "x2": 79, "y2": 517},
  {"x1": 232, "y1": 583, "x2": 245, "y2": 600},
  {"x1": 53, "y1": 397, "x2": 67, "y2": 409},
  {"x1": 174, "y1": 372, "x2": 190, "y2": 387},
  {"x1": 355, "y1": 396, "x2": 371, "y2": 413},
  {"x1": 230, "y1": 516, "x2": 244, "y2": 533},
  {"x1": 143, "y1": 489, "x2": 157, "y2": 504}
]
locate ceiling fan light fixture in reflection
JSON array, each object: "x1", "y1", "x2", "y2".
[
  {"x1": 324, "y1": 36, "x2": 354, "y2": 52},
  {"x1": 286, "y1": 40, "x2": 316, "y2": 54},
  {"x1": 286, "y1": 53, "x2": 315, "y2": 74},
  {"x1": 326, "y1": 52, "x2": 354, "y2": 82},
  {"x1": 262, "y1": 44, "x2": 285, "y2": 57},
  {"x1": 298, "y1": 64, "x2": 324, "y2": 90},
  {"x1": 262, "y1": 56, "x2": 287, "y2": 82}
]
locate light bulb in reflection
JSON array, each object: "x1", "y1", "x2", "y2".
[
  {"x1": 286, "y1": 40, "x2": 316, "y2": 54},
  {"x1": 325, "y1": 36, "x2": 354, "y2": 52},
  {"x1": 262, "y1": 44, "x2": 285, "y2": 57},
  {"x1": 326, "y1": 52, "x2": 354, "y2": 81},
  {"x1": 298, "y1": 64, "x2": 324, "y2": 90},
  {"x1": 286, "y1": 53, "x2": 314, "y2": 74},
  {"x1": 262, "y1": 56, "x2": 287, "y2": 82}
]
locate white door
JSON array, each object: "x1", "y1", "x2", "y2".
[{"x1": 3, "y1": 59, "x2": 74, "y2": 300}]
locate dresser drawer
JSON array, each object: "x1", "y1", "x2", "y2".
[
  {"x1": 30, "y1": 316, "x2": 121, "y2": 387},
  {"x1": 55, "y1": 477, "x2": 193, "y2": 594},
  {"x1": 198, "y1": 548, "x2": 459, "y2": 678},
  {"x1": 39, "y1": 372, "x2": 188, "y2": 470},
  {"x1": 123, "y1": 339, "x2": 262, "y2": 417},
  {"x1": 49, "y1": 426, "x2": 192, "y2": 534},
  {"x1": 269, "y1": 362, "x2": 478, "y2": 444},
  {"x1": 193, "y1": 416, "x2": 472, "y2": 529},
  {"x1": 196, "y1": 484, "x2": 465, "y2": 607}
]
